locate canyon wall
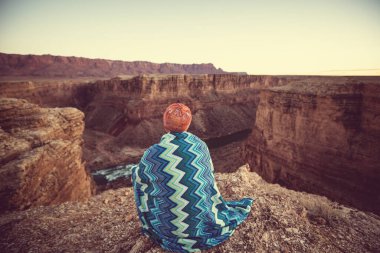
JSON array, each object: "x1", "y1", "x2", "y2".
[
  {"x1": 0, "y1": 80, "x2": 92, "y2": 108},
  {"x1": 0, "y1": 52, "x2": 226, "y2": 78},
  {"x1": 83, "y1": 75, "x2": 264, "y2": 143},
  {"x1": 0, "y1": 74, "x2": 287, "y2": 171},
  {"x1": 81, "y1": 75, "x2": 270, "y2": 171},
  {"x1": 0, "y1": 98, "x2": 93, "y2": 212},
  {"x1": 243, "y1": 77, "x2": 380, "y2": 215}
]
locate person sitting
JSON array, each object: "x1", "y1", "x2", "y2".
[{"x1": 132, "y1": 103, "x2": 254, "y2": 252}]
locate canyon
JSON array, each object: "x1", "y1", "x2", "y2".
[
  {"x1": 1, "y1": 74, "x2": 379, "y2": 217},
  {"x1": 0, "y1": 74, "x2": 280, "y2": 172}
]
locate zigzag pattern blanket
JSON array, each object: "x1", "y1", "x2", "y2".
[{"x1": 132, "y1": 131, "x2": 253, "y2": 252}]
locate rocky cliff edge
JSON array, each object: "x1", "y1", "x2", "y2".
[
  {"x1": 0, "y1": 98, "x2": 93, "y2": 212},
  {"x1": 0, "y1": 165, "x2": 379, "y2": 253}
]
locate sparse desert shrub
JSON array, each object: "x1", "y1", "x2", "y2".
[{"x1": 298, "y1": 195, "x2": 347, "y2": 224}]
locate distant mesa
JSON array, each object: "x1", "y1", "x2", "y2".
[{"x1": 0, "y1": 52, "x2": 229, "y2": 78}]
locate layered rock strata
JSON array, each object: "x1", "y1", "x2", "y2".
[
  {"x1": 244, "y1": 79, "x2": 380, "y2": 215},
  {"x1": 0, "y1": 98, "x2": 93, "y2": 212},
  {"x1": 1, "y1": 75, "x2": 380, "y2": 215},
  {"x1": 0, "y1": 80, "x2": 92, "y2": 108},
  {"x1": 0, "y1": 52, "x2": 226, "y2": 78},
  {"x1": 0, "y1": 75, "x2": 275, "y2": 172},
  {"x1": 81, "y1": 74, "x2": 272, "y2": 171}
]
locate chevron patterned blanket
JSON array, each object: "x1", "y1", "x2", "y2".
[{"x1": 132, "y1": 131, "x2": 253, "y2": 252}]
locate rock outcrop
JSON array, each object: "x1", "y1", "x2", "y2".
[
  {"x1": 0, "y1": 52, "x2": 226, "y2": 78},
  {"x1": 0, "y1": 98, "x2": 93, "y2": 212},
  {"x1": 0, "y1": 165, "x2": 379, "y2": 252},
  {"x1": 244, "y1": 78, "x2": 380, "y2": 215}
]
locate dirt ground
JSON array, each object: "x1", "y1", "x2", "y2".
[{"x1": 1, "y1": 165, "x2": 379, "y2": 253}]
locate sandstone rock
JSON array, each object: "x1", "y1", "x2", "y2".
[
  {"x1": 0, "y1": 98, "x2": 93, "y2": 212},
  {"x1": 244, "y1": 79, "x2": 380, "y2": 215}
]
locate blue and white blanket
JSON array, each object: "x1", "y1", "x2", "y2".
[{"x1": 132, "y1": 131, "x2": 253, "y2": 252}]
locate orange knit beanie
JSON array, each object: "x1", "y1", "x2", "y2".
[{"x1": 163, "y1": 103, "x2": 192, "y2": 132}]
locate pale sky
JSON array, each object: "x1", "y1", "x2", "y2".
[{"x1": 0, "y1": 0, "x2": 379, "y2": 75}]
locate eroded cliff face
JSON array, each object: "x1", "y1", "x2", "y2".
[
  {"x1": 83, "y1": 75, "x2": 258, "y2": 140},
  {"x1": 1, "y1": 75, "x2": 280, "y2": 171},
  {"x1": 0, "y1": 80, "x2": 93, "y2": 108},
  {"x1": 244, "y1": 78, "x2": 380, "y2": 215},
  {"x1": 81, "y1": 74, "x2": 281, "y2": 171},
  {"x1": 0, "y1": 98, "x2": 93, "y2": 212}
]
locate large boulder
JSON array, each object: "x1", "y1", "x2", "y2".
[{"x1": 0, "y1": 98, "x2": 93, "y2": 212}]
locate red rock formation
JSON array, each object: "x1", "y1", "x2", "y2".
[
  {"x1": 243, "y1": 77, "x2": 380, "y2": 215},
  {"x1": 0, "y1": 52, "x2": 227, "y2": 78},
  {"x1": 0, "y1": 98, "x2": 93, "y2": 212}
]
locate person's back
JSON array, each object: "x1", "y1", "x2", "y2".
[{"x1": 132, "y1": 103, "x2": 253, "y2": 252}]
